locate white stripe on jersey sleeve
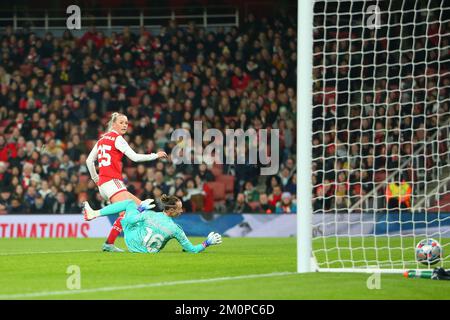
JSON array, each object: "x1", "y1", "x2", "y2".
[{"x1": 115, "y1": 135, "x2": 159, "y2": 162}]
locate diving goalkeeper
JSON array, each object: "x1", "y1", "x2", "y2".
[{"x1": 83, "y1": 194, "x2": 222, "y2": 253}]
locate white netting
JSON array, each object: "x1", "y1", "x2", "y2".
[{"x1": 311, "y1": 0, "x2": 450, "y2": 271}]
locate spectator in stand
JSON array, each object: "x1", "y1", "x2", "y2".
[
  {"x1": 276, "y1": 192, "x2": 297, "y2": 213},
  {"x1": 334, "y1": 183, "x2": 350, "y2": 212},
  {"x1": 52, "y1": 191, "x2": 69, "y2": 214},
  {"x1": 0, "y1": 188, "x2": 12, "y2": 214},
  {"x1": 195, "y1": 163, "x2": 215, "y2": 182},
  {"x1": 231, "y1": 66, "x2": 251, "y2": 92},
  {"x1": 182, "y1": 178, "x2": 204, "y2": 212},
  {"x1": 169, "y1": 174, "x2": 185, "y2": 195},
  {"x1": 0, "y1": 161, "x2": 11, "y2": 190},
  {"x1": 163, "y1": 165, "x2": 176, "y2": 187},
  {"x1": 0, "y1": 7, "x2": 446, "y2": 215},
  {"x1": 153, "y1": 170, "x2": 169, "y2": 195},
  {"x1": 0, "y1": 135, "x2": 17, "y2": 162},
  {"x1": 284, "y1": 173, "x2": 297, "y2": 195},
  {"x1": 23, "y1": 185, "x2": 38, "y2": 212},
  {"x1": 258, "y1": 192, "x2": 276, "y2": 214},
  {"x1": 240, "y1": 180, "x2": 257, "y2": 203},
  {"x1": 313, "y1": 179, "x2": 333, "y2": 212},
  {"x1": 279, "y1": 167, "x2": 292, "y2": 189},
  {"x1": 266, "y1": 175, "x2": 282, "y2": 195},
  {"x1": 14, "y1": 184, "x2": 25, "y2": 203},
  {"x1": 64, "y1": 183, "x2": 78, "y2": 212},
  {"x1": 141, "y1": 181, "x2": 155, "y2": 200},
  {"x1": 385, "y1": 173, "x2": 412, "y2": 212},
  {"x1": 268, "y1": 185, "x2": 283, "y2": 208},
  {"x1": 8, "y1": 197, "x2": 27, "y2": 214},
  {"x1": 30, "y1": 193, "x2": 48, "y2": 214},
  {"x1": 233, "y1": 193, "x2": 253, "y2": 213}
]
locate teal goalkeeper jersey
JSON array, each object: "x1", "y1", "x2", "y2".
[{"x1": 113, "y1": 200, "x2": 205, "y2": 253}]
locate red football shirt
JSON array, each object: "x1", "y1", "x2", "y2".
[{"x1": 97, "y1": 131, "x2": 124, "y2": 185}]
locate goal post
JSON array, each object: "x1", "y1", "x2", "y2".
[
  {"x1": 297, "y1": 0, "x2": 450, "y2": 273},
  {"x1": 297, "y1": 0, "x2": 314, "y2": 273}
]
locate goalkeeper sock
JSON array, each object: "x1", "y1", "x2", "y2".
[{"x1": 106, "y1": 216, "x2": 123, "y2": 245}]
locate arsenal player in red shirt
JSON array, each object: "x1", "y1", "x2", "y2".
[{"x1": 86, "y1": 112, "x2": 168, "y2": 252}]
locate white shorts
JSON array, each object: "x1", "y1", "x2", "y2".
[{"x1": 98, "y1": 179, "x2": 127, "y2": 201}]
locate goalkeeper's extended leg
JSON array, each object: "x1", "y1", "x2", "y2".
[
  {"x1": 83, "y1": 200, "x2": 134, "y2": 253},
  {"x1": 83, "y1": 200, "x2": 134, "y2": 220},
  {"x1": 103, "y1": 193, "x2": 142, "y2": 248}
]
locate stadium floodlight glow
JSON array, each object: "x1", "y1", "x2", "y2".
[{"x1": 299, "y1": 0, "x2": 449, "y2": 274}]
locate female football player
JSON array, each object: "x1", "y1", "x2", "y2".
[
  {"x1": 83, "y1": 194, "x2": 222, "y2": 253},
  {"x1": 86, "y1": 112, "x2": 168, "y2": 252}
]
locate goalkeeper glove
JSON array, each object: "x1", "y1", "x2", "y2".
[
  {"x1": 137, "y1": 199, "x2": 156, "y2": 212},
  {"x1": 202, "y1": 232, "x2": 222, "y2": 248}
]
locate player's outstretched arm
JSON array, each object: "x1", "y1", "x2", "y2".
[
  {"x1": 174, "y1": 230, "x2": 222, "y2": 253},
  {"x1": 115, "y1": 135, "x2": 168, "y2": 162}
]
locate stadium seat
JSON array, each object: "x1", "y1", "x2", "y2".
[
  {"x1": 205, "y1": 182, "x2": 226, "y2": 201},
  {"x1": 190, "y1": 194, "x2": 204, "y2": 212},
  {"x1": 211, "y1": 166, "x2": 223, "y2": 178},
  {"x1": 215, "y1": 175, "x2": 235, "y2": 195}
]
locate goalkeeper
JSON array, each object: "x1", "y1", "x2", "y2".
[{"x1": 83, "y1": 194, "x2": 222, "y2": 253}]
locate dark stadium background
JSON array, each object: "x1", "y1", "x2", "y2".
[{"x1": 0, "y1": 0, "x2": 299, "y2": 217}]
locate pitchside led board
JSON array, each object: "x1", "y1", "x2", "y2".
[{"x1": 1, "y1": 213, "x2": 449, "y2": 238}]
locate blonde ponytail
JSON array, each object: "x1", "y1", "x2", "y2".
[{"x1": 106, "y1": 112, "x2": 124, "y2": 132}]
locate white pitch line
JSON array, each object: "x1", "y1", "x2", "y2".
[
  {"x1": 0, "y1": 249, "x2": 98, "y2": 256},
  {"x1": 0, "y1": 271, "x2": 297, "y2": 299}
]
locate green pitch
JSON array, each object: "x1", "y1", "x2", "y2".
[{"x1": 0, "y1": 237, "x2": 448, "y2": 300}]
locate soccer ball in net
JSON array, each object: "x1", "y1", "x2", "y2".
[{"x1": 415, "y1": 239, "x2": 443, "y2": 266}]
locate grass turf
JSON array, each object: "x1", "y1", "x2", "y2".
[{"x1": 0, "y1": 237, "x2": 448, "y2": 300}]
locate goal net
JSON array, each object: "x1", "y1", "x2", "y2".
[{"x1": 309, "y1": 0, "x2": 450, "y2": 273}]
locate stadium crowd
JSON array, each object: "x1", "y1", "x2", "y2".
[
  {"x1": 311, "y1": 9, "x2": 449, "y2": 212},
  {"x1": 0, "y1": 4, "x2": 447, "y2": 216},
  {"x1": 0, "y1": 12, "x2": 298, "y2": 215}
]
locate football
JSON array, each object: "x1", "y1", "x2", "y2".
[{"x1": 415, "y1": 238, "x2": 443, "y2": 265}]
